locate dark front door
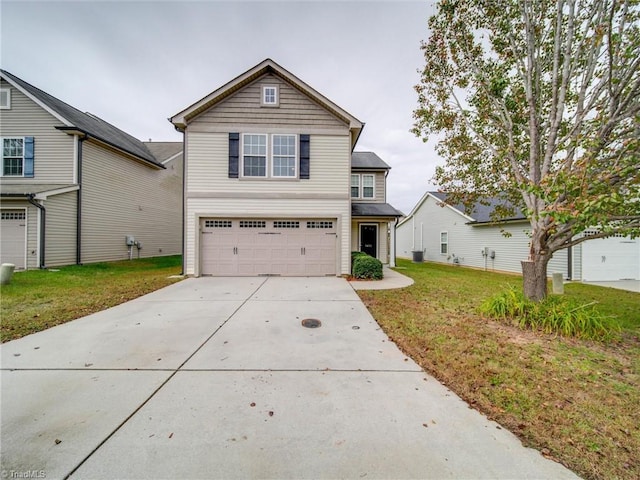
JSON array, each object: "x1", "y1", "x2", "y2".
[{"x1": 360, "y1": 224, "x2": 378, "y2": 258}]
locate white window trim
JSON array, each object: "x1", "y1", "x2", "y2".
[
  {"x1": 351, "y1": 173, "x2": 375, "y2": 199},
  {"x1": 0, "y1": 88, "x2": 10, "y2": 109},
  {"x1": 271, "y1": 134, "x2": 297, "y2": 178},
  {"x1": 240, "y1": 133, "x2": 298, "y2": 179},
  {"x1": 1, "y1": 136, "x2": 25, "y2": 177},
  {"x1": 440, "y1": 231, "x2": 449, "y2": 255},
  {"x1": 362, "y1": 174, "x2": 375, "y2": 199},
  {"x1": 351, "y1": 174, "x2": 360, "y2": 198},
  {"x1": 261, "y1": 85, "x2": 279, "y2": 107}
]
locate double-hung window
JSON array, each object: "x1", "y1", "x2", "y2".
[
  {"x1": 362, "y1": 174, "x2": 374, "y2": 198},
  {"x1": 272, "y1": 135, "x2": 296, "y2": 177},
  {"x1": 440, "y1": 231, "x2": 449, "y2": 254},
  {"x1": 351, "y1": 173, "x2": 375, "y2": 198},
  {"x1": 351, "y1": 174, "x2": 360, "y2": 198},
  {"x1": 2, "y1": 138, "x2": 24, "y2": 176},
  {"x1": 242, "y1": 134, "x2": 296, "y2": 178},
  {"x1": 242, "y1": 134, "x2": 267, "y2": 177}
]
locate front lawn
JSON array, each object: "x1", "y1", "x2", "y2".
[
  {"x1": 1, "y1": 256, "x2": 183, "y2": 342},
  {"x1": 358, "y1": 259, "x2": 639, "y2": 480}
]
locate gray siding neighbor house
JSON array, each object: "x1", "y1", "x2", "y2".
[
  {"x1": 396, "y1": 191, "x2": 639, "y2": 282},
  {"x1": 170, "y1": 58, "x2": 402, "y2": 277},
  {"x1": 0, "y1": 70, "x2": 182, "y2": 269}
]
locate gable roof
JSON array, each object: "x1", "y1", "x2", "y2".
[
  {"x1": 351, "y1": 152, "x2": 391, "y2": 170},
  {"x1": 0, "y1": 69, "x2": 163, "y2": 168},
  {"x1": 399, "y1": 191, "x2": 526, "y2": 227},
  {"x1": 169, "y1": 58, "x2": 364, "y2": 149},
  {"x1": 143, "y1": 141, "x2": 183, "y2": 164}
]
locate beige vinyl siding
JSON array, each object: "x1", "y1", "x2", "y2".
[
  {"x1": 81, "y1": 141, "x2": 182, "y2": 263},
  {"x1": 396, "y1": 195, "x2": 569, "y2": 277},
  {"x1": 44, "y1": 191, "x2": 77, "y2": 266},
  {"x1": 0, "y1": 80, "x2": 75, "y2": 183},
  {"x1": 191, "y1": 74, "x2": 346, "y2": 130},
  {"x1": 351, "y1": 171, "x2": 385, "y2": 202},
  {"x1": 185, "y1": 198, "x2": 350, "y2": 276},
  {"x1": 186, "y1": 132, "x2": 350, "y2": 197}
]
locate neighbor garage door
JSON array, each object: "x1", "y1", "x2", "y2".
[
  {"x1": 0, "y1": 210, "x2": 26, "y2": 270},
  {"x1": 582, "y1": 233, "x2": 639, "y2": 281},
  {"x1": 200, "y1": 218, "x2": 337, "y2": 276}
]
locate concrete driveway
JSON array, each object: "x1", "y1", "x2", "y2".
[{"x1": 1, "y1": 277, "x2": 579, "y2": 480}]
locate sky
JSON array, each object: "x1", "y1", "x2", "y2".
[{"x1": 1, "y1": 0, "x2": 441, "y2": 214}]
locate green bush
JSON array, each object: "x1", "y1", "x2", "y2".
[
  {"x1": 351, "y1": 250, "x2": 368, "y2": 265},
  {"x1": 352, "y1": 255, "x2": 383, "y2": 280},
  {"x1": 480, "y1": 287, "x2": 621, "y2": 341}
]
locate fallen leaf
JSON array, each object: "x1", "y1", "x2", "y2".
[
  {"x1": 250, "y1": 402, "x2": 256, "y2": 407},
  {"x1": 169, "y1": 432, "x2": 173, "y2": 438},
  {"x1": 55, "y1": 439, "x2": 62, "y2": 445},
  {"x1": 268, "y1": 411, "x2": 274, "y2": 417}
]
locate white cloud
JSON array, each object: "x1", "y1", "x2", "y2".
[{"x1": 1, "y1": 0, "x2": 442, "y2": 213}]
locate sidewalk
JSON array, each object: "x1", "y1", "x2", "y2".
[{"x1": 349, "y1": 266, "x2": 414, "y2": 290}]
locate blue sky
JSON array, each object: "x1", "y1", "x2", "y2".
[{"x1": 1, "y1": 0, "x2": 440, "y2": 213}]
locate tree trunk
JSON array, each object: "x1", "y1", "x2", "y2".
[{"x1": 521, "y1": 255, "x2": 550, "y2": 302}]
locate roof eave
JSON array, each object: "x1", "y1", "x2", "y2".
[{"x1": 56, "y1": 127, "x2": 165, "y2": 169}]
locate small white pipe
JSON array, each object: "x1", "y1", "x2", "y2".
[
  {"x1": 420, "y1": 223, "x2": 424, "y2": 251},
  {"x1": 412, "y1": 217, "x2": 415, "y2": 250}
]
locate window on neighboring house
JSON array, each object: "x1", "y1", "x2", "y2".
[
  {"x1": 0, "y1": 88, "x2": 10, "y2": 109},
  {"x1": 351, "y1": 174, "x2": 360, "y2": 198},
  {"x1": 2, "y1": 138, "x2": 24, "y2": 176},
  {"x1": 440, "y1": 231, "x2": 448, "y2": 254},
  {"x1": 262, "y1": 85, "x2": 279, "y2": 106},
  {"x1": 242, "y1": 134, "x2": 267, "y2": 177},
  {"x1": 362, "y1": 174, "x2": 374, "y2": 198},
  {"x1": 272, "y1": 134, "x2": 296, "y2": 177}
]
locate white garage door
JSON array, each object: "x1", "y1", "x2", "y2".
[
  {"x1": 582, "y1": 234, "x2": 639, "y2": 281},
  {"x1": 1, "y1": 210, "x2": 27, "y2": 270},
  {"x1": 200, "y1": 218, "x2": 337, "y2": 276}
]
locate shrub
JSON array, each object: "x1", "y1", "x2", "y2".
[
  {"x1": 351, "y1": 251, "x2": 368, "y2": 266},
  {"x1": 352, "y1": 255, "x2": 383, "y2": 280},
  {"x1": 480, "y1": 287, "x2": 621, "y2": 341}
]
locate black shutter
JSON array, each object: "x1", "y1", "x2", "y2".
[
  {"x1": 299, "y1": 134, "x2": 310, "y2": 179},
  {"x1": 229, "y1": 133, "x2": 239, "y2": 178}
]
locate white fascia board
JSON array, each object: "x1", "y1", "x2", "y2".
[
  {"x1": 34, "y1": 185, "x2": 80, "y2": 200},
  {"x1": 1, "y1": 73, "x2": 72, "y2": 127}
]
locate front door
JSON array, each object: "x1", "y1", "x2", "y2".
[{"x1": 360, "y1": 224, "x2": 378, "y2": 258}]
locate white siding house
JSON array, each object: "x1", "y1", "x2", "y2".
[
  {"x1": 171, "y1": 59, "x2": 402, "y2": 277},
  {"x1": 396, "y1": 192, "x2": 572, "y2": 278}
]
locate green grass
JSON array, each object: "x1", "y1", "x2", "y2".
[
  {"x1": 359, "y1": 259, "x2": 640, "y2": 480},
  {"x1": 1, "y1": 255, "x2": 183, "y2": 342}
]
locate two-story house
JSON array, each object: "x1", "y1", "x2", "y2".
[
  {"x1": 0, "y1": 70, "x2": 182, "y2": 270},
  {"x1": 170, "y1": 59, "x2": 402, "y2": 277}
]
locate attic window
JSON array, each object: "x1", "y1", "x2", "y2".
[
  {"x1": 0, "y1": 88, "x2": 10, "y2": 109},
  {"x1": 262, "y1": 85, "x2": 279, "y2": 106}
]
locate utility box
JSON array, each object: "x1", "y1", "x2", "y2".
[
  {"x1": 125, "y1": 235, "x2": 135, "y2": 246},
  {"x1": 412, "y1": 250, "x2": 424, "y2": 263}
]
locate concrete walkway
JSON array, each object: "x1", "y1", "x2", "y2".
[
  {"x1": 1, "y1": 277, "x2": 579, "y2": 479},
  {"x1": 349, "y1": 266, "x2": 414, "y2": 290}
]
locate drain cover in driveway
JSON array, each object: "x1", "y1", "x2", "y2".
[{"x1": 301, "y1": 318, "x2": 322, "y2": 328}]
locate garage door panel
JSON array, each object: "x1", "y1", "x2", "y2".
[
  {"x1": 582, "y1": 235, "x2": 639, "y2": 281},
  {"x1": 1, "y1": 210, "x2": 27, "y2": 270},
  {"x1": 201, "y1": 218, "x2": 336, "y2": 276}
]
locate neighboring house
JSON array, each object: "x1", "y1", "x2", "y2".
[
  {"x1": 0, "y1": 70, "x2": 183, "y2": 270},
  {"x1": 396, "y1": 191, "x2": 640, "y2": 282},
  {"x1": 170, "y1": 58, "x2": 402, "y2": 277}
]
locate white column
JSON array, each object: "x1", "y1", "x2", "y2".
[{"x1": 390, "y1": 220, "x2": 396, "y2": 267}]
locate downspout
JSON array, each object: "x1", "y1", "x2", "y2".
[
  {"x1": 567, "y1": 245, "x2": 573, "y2": 280},
  {"x1": 76, "y1": 136, "x2": 85, "y2": 265},
  {"x1": 180, "y1": 128, "x2": 186, "y2": 276},
  {"x1": 27, "y1": 194, "x2": 45, "y2": 269}
]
